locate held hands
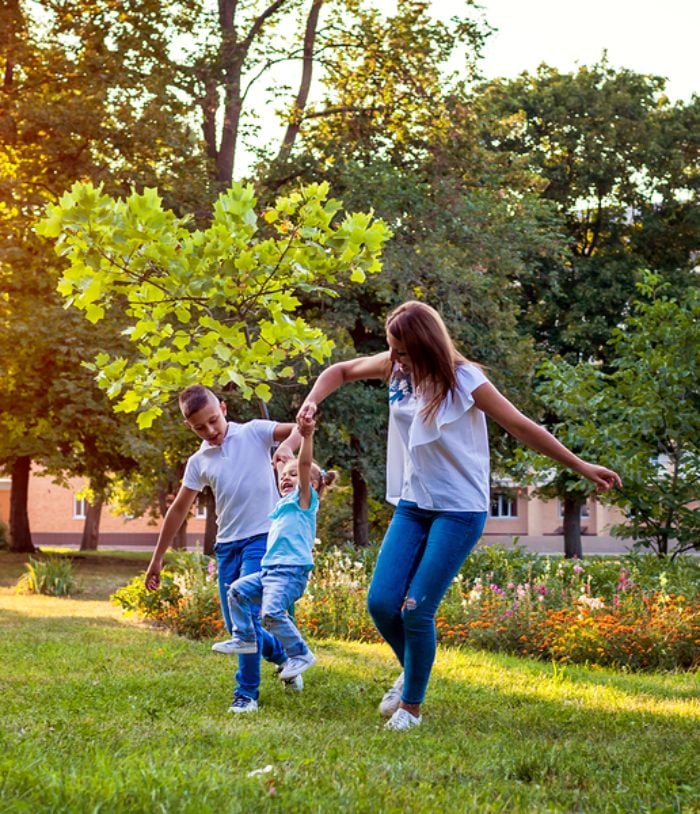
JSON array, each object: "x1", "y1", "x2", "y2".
[
  {"x1": 296, "y1": 400, "x2": 317, "y2": 425},
  {"x1": 298, "y1": 415, "x2": 316, "y2": 438}
]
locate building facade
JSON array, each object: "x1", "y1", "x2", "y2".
[{"x1": 0, "y1": 468, "x2": 626, "y2": 549}]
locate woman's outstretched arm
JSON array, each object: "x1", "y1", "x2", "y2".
[{"x1": 473, "y1": 382, "x2": 622, "y2": 492}]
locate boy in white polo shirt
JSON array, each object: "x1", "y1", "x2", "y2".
[{"x1": 145, "y1": 385, "x2": 301, "y2": 713}]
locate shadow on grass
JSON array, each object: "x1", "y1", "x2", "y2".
[{"x1": 0, "y1": 551, "x2": 148, "y2": 599}]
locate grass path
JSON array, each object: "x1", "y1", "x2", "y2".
[{"x1": 0, "y1": 563, "x2": 698, "y2": 813}]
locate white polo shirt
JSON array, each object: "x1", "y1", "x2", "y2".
[
  {"x1": 182, "y1": 420, "x2": 280, "y2": 542},
  {"x1": 386, "y1": 364, "x2": 490, "y2": 512}
]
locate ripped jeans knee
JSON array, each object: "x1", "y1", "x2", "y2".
[
  {"x1": 401, "y1": 594, "x2": 434, "y2": 637},
  {"x1": 262, "y1": 610, "x2": 286, "y2": 631}
]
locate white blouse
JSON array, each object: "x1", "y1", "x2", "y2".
[{"x1": 385, "y1": 363, "x2": 490, "y2": 512}]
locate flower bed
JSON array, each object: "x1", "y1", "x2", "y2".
[{"x1": 111, "y1": 545, "x2": 699, "y2": 671}]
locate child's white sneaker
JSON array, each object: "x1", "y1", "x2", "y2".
[
  {"x1": 212, "y1": 637, "x2": 257, "y2": 655},
  {"x1": 384, "y1": 707, "x2": 422, "y2": 731},
  {"x1": 228, "y1": 695, "x2": 259, "y2": 714},
  {"x1": 276, "y1": 662, "x2": 304, "y2": 691},
  {"x1": 278, "y1": 651, "x2": 316, "y2": 679},
  {"x1": 378, "y1": 672, "x2": 404, "y2": 717}
]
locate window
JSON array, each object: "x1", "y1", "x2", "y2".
[
  {"x1": 194, "y1": 497, "x2": 208, "y2": 520},
  {"x1": 73, "y1": 496, "x2": 87, "y2": 520},
  {"x1": 558, "y1": 501, "x2": 590, "y2": 519},
  {"x1": 490, "y1": 493, "x2": 518, "y2": 518}
]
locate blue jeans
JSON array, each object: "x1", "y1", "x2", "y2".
[
  {"x1": 367, "y1": 500, "x2": 487, "y2": 706},
  {"x1": 229, "y1": 566, "x2": 310, "y2": 658},
  {"x1": 215, "y1": 534, "x2": 287, "y2": 700}
]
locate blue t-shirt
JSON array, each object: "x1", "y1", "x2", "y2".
[{"x1": 261, "y1": 486, "x2": 319, "y2": 569}]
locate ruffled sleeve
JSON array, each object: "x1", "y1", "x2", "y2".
[{"x1": 408, "y1": 364, "x2": 488, "y2": 449}]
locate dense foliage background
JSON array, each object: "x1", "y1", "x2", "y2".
[{"x1": 1, "y1": 0, "x2": 698, "y2": 557}]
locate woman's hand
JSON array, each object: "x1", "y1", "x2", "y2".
[
  {"x1": 297, "y1": 400, "x2": 318, "y2": 425},
  {"x1": 577, "y1": 463, "x2": 623, "y2": 492}
]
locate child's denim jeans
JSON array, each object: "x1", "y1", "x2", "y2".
[
  {"x1": 215, "y1": 534, "x2": 286, "y2": 700},
  {"x1": 229, "y1": 565, "x2": 310, "y2": 658},
  {"x1": 367, "y1": 500, "x2": 487, "y2": 705}
]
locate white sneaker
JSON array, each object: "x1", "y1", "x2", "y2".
[
  {"x1": 384, "y1": 707, "x2": 422, "y2": 731},
  {"x1": 277, "y1": 663, "x2": 304, "y2": 691},
  {"x1": 228, "y1": 695, "x2": 259, "y2": 714},
  {"x1": 212, "y1": 637, "x2": 257, "y2": 655},
  {"x1": 378, "y1": 672, "x2": 404, "y2": 717},
  {"x1": 278, "y1": 651, "x2": 316, "y2": 680}
]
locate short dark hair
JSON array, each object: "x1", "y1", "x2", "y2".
[{"x1": 179, "y1": 385, "x2": 219, "y2": 419}]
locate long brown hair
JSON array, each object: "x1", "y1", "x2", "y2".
[{"x1": 385, "y1": 301, "x2": 467, "y2": 421}]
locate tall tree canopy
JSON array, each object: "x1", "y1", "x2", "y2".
[
  {"x1": 0, "y1": 0, "x2": 206, "y2": 550},
  {"x1": 476, "y1": 59, "x2": 700, "y2": 360}
]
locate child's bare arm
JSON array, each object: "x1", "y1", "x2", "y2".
[
  {"x1": 297, "y1": 417, "x2": 315, "y2": 509},
  {"x1": 145, "y1": 486, "x2": 198, "y2": 590}
]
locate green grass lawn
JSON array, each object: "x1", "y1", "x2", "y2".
[{"x1": 0, "y1": 553, "x2": 698, "y2": 813}]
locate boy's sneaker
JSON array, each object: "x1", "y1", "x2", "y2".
[
  {"x1": 278, "y1": 650, "x2": 316, "y2": 680},
  {"x1": 384, "y1": 707, "x2": 422, "y2": 731},
  {"x1": 228, "y1": 695, "x2": 258, "y2": 714},
  {"x1": 276, "y1": 662, "x2": 304, "y2": 691},
  {"x1": 378, "y1": 672, "x2": 404, "y2": 717},
  {"x1": 212, "y1": 637, "x2": 257, "y2": 655}
]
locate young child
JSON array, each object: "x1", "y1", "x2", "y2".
[
  {"x1": 145, "y1": 385, "x2": 303, "y2": 713},
  {"x1": 219, "y1": 416, "x2": 336, "y2": 682}
]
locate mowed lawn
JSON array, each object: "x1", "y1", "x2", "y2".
[{"x1": 0, "y1": 553, "x2": 698, "y2": 813}]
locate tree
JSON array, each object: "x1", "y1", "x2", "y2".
[
  {"x1": 38, "y1": 180, "x2": 391, "y2": 426},
  {"x1": 475, "y1": 60, "x2": 700, "y2": 551},
  {"x1": 524, "y1": 274, "x2": 699, "y2": 558},
  {"x1": 0, "y1": 0, "x2": 209, "y2": 550},
  {"x1": 256, "y1": 0, "x2": 560, "y2": 543},
  {"x1": 476, "y1": 59, "x2": 699, "y2": 361}
]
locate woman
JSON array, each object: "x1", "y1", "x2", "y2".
[{"x1": 297, "y1": 301, "x2": 621, "y2": 731}]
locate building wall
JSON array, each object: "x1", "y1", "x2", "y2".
[
  {"x1": 0, "y1": 469, "x2": 206, "y2": 547},
  {"x1": 483, "y1": 490, "x2": 625, "y2": 537},
  {"x1": 0, "y1": 479, "x2": 10, "y2": 530},
  {"x1": 0, "y1": 469, "x2": 625, "y2": 546}
]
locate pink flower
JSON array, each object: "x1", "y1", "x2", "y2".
[{"x1": 573, "y1": 564, "x2": 584, "y2": 575}]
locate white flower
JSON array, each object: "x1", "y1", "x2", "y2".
[{"x1": 577, "y1": 595, "x2": 605, "y2": 610}]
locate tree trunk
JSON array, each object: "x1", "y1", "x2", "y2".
[
  {"x1": 277, "y1": 0, "x2": 324, "y2": 163},
  {"x1": 562, "y1": 496, "x2": 583, "y2": 559},
  {"x1": 350, "y1": 464, "x2": 369, "y2": 548},
  {"x1": 79, "y1": 496, "x2": 103, "y2": 551},
  {"x1": 202, "y1": 487, "x2": 217, "y2": 556},
  {"x1": 9, "y1": 455, "x2": 34, "y2": 553}
]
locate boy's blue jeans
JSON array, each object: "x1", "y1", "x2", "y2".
[
  {"x1": 229, "y1": 566, "x2": 310, "y2": 658},
  {"x1": 215, "y1": 534, "x2": 286, "y2": 700},
  {"x1": 367, "y1": 500, "x2": 487, "y2": 706}
]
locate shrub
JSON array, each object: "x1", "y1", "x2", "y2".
[
  {"x1": 16, "y1": 556, "x2": 76, "y2": 596},
  {"x1": 297, "y1": 547, "x2": 700, "y2": 671},
  {"x1": 295, "y1": 547, "x2": 381, "y2": 643},
  {"x1": 0, "y1": 520, "x2": 9, "y2": 551},
  {"x1": 111, "y1": 549, "x2": 224, "y2": 640}
]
